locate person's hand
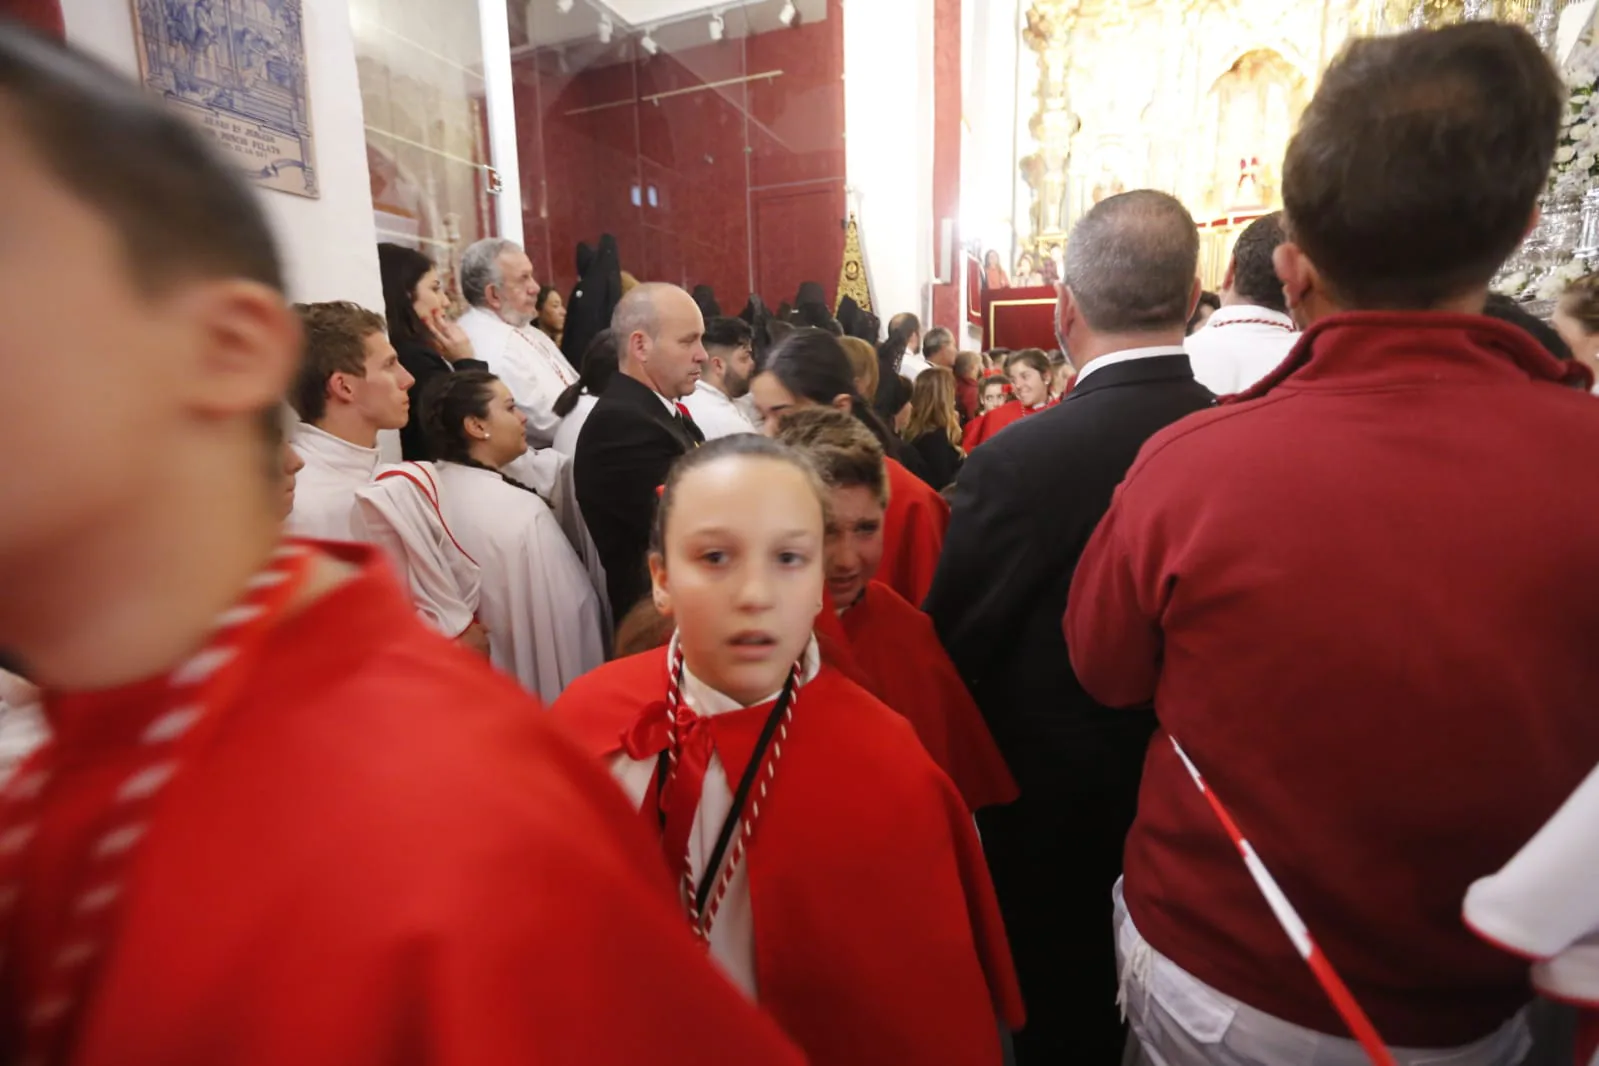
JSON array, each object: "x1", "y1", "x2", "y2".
[
  {"x1": 458, "y1": 620, "x2": 491, "y2": 657},
  {"x1": 429, "y1": 307, "x2": 476, "y2": 364}
]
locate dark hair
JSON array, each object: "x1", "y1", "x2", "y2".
[
  {"x1": 649, "y1": 434, "x2": 827, "y2": 557},
  {"x1": 553, "y1": 328, "x2": 620, "y2": 417},
  {"x1": 1482, "y1": 293, "x2": 1573, "y2": 362},
  {"x1": 1284, "y1": 23, "x2": 1562, "y2": 309},
  {"x1": 536, "y1": 285, "x2": 559, "y2": 312},
  {"x1": 765, "y1": 328, "x2": 905, "y2": 459},
  {"x1": 1187, "y1": 291, "x2": 1222, "y2": 333},
  {"x1": 1229, "y1": 213, "x2": 1288, "y2": 313},
  {"x1": 981, "y1": 376, "x2": 1010, "y2": 394},
  {"x1": 377, "y1": 242, "x2": 435, "y2": 347},
  {"x1": 1006, "y1": 348, "x2": 1051, "y2": 379},
  {"x1": 887, "y1": 312, "x2": 921, "y2": 345},
  {"x1": 0, "y1": 22, "x2": 281, "y2": 294},
  {"x1": 954, "y1": 350, "x2": 980, "y2": 378},
  {"x1": 289, "y1": 302, "x2": 388, "y2": 423},
  {"x1": 420, "y1": 371, "x2": 551, "y2": 495},
  {"x1": 1064, "y1": 190, "x2": 1199, "y2": 332},
  {"x1": 704, "y1": 316, "x2": 753, "y2": 352}
]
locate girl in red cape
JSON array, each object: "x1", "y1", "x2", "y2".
[
  {"x1": 750, "y1": 329, "x2": 948, "y2": 605},
  {"x1": 551, "y1": 436, "x2": 1023, "y2": 1066},
  {"x1": 774, "y1": 405, "x2": 1017, "y2": 813},
  {"x1": 963, "y1": 348, "x2": 1059, "y2": 452}
]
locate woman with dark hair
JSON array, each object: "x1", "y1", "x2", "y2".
[
  {"x1": 551, "y1": 329, "x2": 619, "y2": 456},
  {"x1": 535, "y1": 285, "x2": 566, "y2": 350},
  {"x1": 420, "y1": 371, "x2": 605, "y2": 700},
  {"x1": 377, "y1": 241, "x2": 486, "y2": 459},
  {"x1": 749, "y1": 328, "x2": 950, "y2": 605}
]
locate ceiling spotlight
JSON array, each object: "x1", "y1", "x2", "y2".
[
  {"x1": 555, "y1": 0, "x2": 573, "y2": 12},
  {"x1": 640, "y1": 30, "x2": 658, "y2": 56},
  {"x1": 778, "y1": 0, "x2": 796, "y2": 26},
  {"x1": 597, "y1": 13, "x2": 613, "y2": 42},
  {"x1": 709, "y1": 11, "x2": 725, "y2": 40}
]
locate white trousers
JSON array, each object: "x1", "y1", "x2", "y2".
[{"x1": 1114, "y1": 880, "x2": 1532, "y2": 1066}]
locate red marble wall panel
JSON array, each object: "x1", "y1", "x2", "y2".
[
  {"x1": 1, "y1": 0, "x2": 63, "y2": 38},
  {"x1": 511, "y1": 0, "x2": 844, "y2": 313},
  {"x1": 930, "y1": 0, "x2": 962, "y2": 330}
]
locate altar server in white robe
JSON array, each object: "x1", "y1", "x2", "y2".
[
  {"x1": 457, "y1": 238, "x2": 579, "y2": 448},
  {"x1": 421, "y1": 369, "x2": 606, "y2": 702},
  {"x1": 285, "y1": 301, "x2": 414, "y2": 541},
  {"x1": 682, "y1": 316, "x2": 759, "y2": 440}
]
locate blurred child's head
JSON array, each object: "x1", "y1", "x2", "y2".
[
  {"x1": 773, "y1": 407, "x2": 887, "y2": 611},
  {"x1": 648, "y1": 436, "x2": 828, "y2": 704},
  {"x1": 980, "y1": 377, "x2": 1009, "y2": 414}
]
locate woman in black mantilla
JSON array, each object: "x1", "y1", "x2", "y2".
[{"x1": 377, "y1": 242, "x2": 487, "y2": 460}]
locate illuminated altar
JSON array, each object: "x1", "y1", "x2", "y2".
[{"x1": 1014, "y1": 0, "x2": 1582, "y2": 287}]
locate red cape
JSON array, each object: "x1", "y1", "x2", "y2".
[
  {"x1": 840, "y1": 582, "x2": 1017, "y2": 812},
  {"x1": 55, "y1": 546, "x2": 803, "y2": 1066},
  {"x1": 879, "y1": 457, "x2": 949, "y2": 606},
  {"x1": 962, "y1": 399, "x2": 1059, "y2": 452},
  {"x1": 554, "y1": 652, "x2": 1026, "y2": 1066}
]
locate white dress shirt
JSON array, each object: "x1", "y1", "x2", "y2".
[
  {"x1": 682, "y1": 380, "x2": 757, "y2": 441},
  {"x1": 608, "y1": 636, "x2": 822, "y2": 1000},
  {"x1": 1184, "y1": 305, "x2": 1298, "y2": 396},
  {"x1": 898, "y1": 350, "x2": 932, "y2": 381},
  {"x1": 1073, "y1": 344, "x2": 1191, "y2": 387},
  {"x1": 287, "y1": 422, "x2": 379, "y2": 542},
  {"x1": 457, "y1": 307, "x2": 580, "y2": 448}
]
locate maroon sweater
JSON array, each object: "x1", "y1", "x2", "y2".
[{"x1": 1067, "y1": 312, "x2": 1599, "y2": 1047}]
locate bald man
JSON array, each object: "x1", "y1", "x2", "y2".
[{"x1": 574, "y1": 283, "x2": 708, "y2": 621}]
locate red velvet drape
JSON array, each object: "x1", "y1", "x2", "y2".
[{"x1": 1, "y1": 0, "x2": 65, "y2": 38}]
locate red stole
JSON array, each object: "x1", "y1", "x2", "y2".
[
  {"x1": 878, "y1": 458, "x2": 949, "y2": 606},
  {"x1": 554, "y1": 652, "x2": 1026, "y2": 1066},
  {"x1": 839, "y1": 582, "x2": 1017, "y2": 811}
]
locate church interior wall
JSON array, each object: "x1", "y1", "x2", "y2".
[{"x1": 59, "y1": 0, "x2": 384, "y2": 310}]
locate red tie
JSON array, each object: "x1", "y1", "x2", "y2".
[
  {"x1": 623, "y1": 700, "x2": 714, "y2": 884},
  {"x1": 675, "y1": 402, "x2": 693, "y2": 423}
]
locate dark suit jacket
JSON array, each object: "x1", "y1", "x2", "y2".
[
  {"x1": 924, "y1": 353, "x2": 1214, "y2": 781},
  {"x1": 575, "y1": 372, "x2": 704, "y2": 623},
  {"x1": 562, "y1": 233, "x2": 621, "y2": 367},
  {"x1": 394, "y1": 337, "x2": 487, "y2": 461}
]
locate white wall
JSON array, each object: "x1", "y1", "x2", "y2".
[
  {"x1": 61, "y1": 0, "x2": 383, "y2": 310},
  {"x1": 843, "y1": 0, "x2": 936, "y2": 337}
]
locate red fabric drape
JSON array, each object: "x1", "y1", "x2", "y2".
[{"x1": 1, "y1": 0, "x2": 65, "y2": 38}]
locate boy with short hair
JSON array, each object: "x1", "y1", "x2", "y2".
[
  {"x1": 0, "y1": 24, "x2": 802, "y2": 1066},
  {"x1": 286, "y1": 301, "x2": 414, "y2": 541}
]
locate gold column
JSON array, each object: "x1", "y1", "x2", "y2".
[{"x1": 1019, "y1": 1, "x2": 1082, "y2": 255}]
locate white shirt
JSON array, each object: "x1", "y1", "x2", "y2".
[
  {"x1": 608, "y1": 636, "x2": 822, "y2": 1000},
  {"x1": 434, "y1": 463, "x2": 607, "y2": 702},
  {"x1": 682, "y1": 380, "x2": 757, "y2": 441},
  {"x1": 899, "y1": 350, "x2": 932, "y2": 381},
  {"x1": 287, "y1": 422, "x2": 378, "y2": 542},
  {"x1": 1184, "y1": 305, "x2": 1299, "y2": 396},
  {"x1": 457, "y1": 307, "x2": 580, "y2": 448},
  {"x1": 1073, "y1": 344, "x2": 1191, "y2": 387},
  {"x1": 551, "y1": 393, "x2": 598, "y2": 457}
]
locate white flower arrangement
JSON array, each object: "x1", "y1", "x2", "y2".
[{"x1": 1495, "y1": 43, "x2": 1599, "y2": 301}]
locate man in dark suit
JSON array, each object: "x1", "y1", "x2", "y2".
[
  {"x1": 575, "y1": 282, "x2": 707, "y2": 623},
  {"x1": 924, "y1": 190, "x2": 1215, "y2": 1065}
]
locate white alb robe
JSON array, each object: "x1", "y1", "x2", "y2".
[
  {"x1": 457, "y1": 307, "x2": 579, "y2": 449},
  {"x1": 432, "y1": 463, "x2": 606, "y2": 702},
  {"x1": 607, "y1": 637, "x2": 821, "y2": 1000},
  {"x1": 551, "y1": 393, "x2": 598, "y2": 457},
  {"x1": 355, "y1": 462, "x2": 482, "y2": 638},
  {"x1": 682, "y1": 380, "x2": 757, "y2": 441},
  {"x1": 1184, "y1": 305, "x2": 1298, "y2": 396},
  {"x1": 287, "y1": 422, "x2": 378, "y2": 542}
]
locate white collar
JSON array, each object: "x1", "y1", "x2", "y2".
[
  {"x1": 293, "y1": 421, "x2": 380, "y2": 476},
  {"x1": 1203, "y1": 305, "x2": 1296, "y2": 331},
  {"x1": 696, "y1": 379, "x2": 733, "y2": 403},
  {"x1": 671, "y1": 634, "x2": 821, "y2": 718},
  {"x1": 1073, "y1": 344, "x2": 1188, "y2": 386},
  {"x1": 901, "y1": 350, "x2": 931, "y2": 370},
  {"x1": 460, "y1": 305, "x2": 511, "y2": 333}
]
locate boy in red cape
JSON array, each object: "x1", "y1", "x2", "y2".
[
  {"x1": 878, "y1": 453, "x2": 949, "y2": 604},
  {"x1": 775, "y1": 406, "x2": 1016, "y2": 812},
  {"x1": 553, "y1": 435, "x2": 1024, "y2": 1066},
  {"x1": 0, "y1": 28, "x2": 802, "y2": 1066}
]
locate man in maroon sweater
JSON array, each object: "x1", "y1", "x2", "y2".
[{"x1": 1067, "y1": 22, "x2": 1599, "y2": 1066}]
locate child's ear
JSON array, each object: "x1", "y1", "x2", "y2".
[{"x1": 647, "y1": 552, "x2": 672, "y2": 616}]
